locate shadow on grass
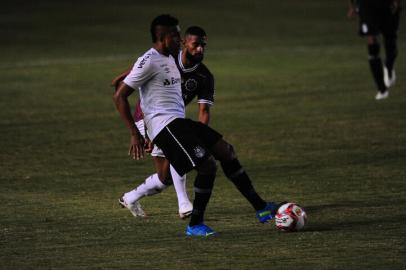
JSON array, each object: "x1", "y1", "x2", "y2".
[
  {"x1": 305, "y1": 198, "x2": 406, "y2": 213},
  {"x1": 302, "y1": 200, "x2": 406, "y2": 233}
]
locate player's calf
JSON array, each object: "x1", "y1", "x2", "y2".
[
  {"x1": 189, "y1": 156, "x2": 217, "y2": 226},
  {"x1": 221, "y1": 158, "x2": 267, "y2": 211},
  {"x1": 367, "y1": 42, "x2": 387, "y2": 96}
]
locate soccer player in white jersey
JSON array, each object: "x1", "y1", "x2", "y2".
[
  {"x1": 113, "y1": 26, "x2": 215, "y2": 219},
  {"x1": 113, "y1": 14, "x2": 283, "y2": 236}
]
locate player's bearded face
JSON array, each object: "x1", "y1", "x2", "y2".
[
  {"x1": 185, "y1": 35, "x2": 206, "y2": 63},
  {"x1": 186, "y1": 49, "x2": 203, "y2": 63}
]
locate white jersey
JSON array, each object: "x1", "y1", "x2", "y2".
[{"x1": 124, "y1": 48, "x2": 185, "y2": 139}]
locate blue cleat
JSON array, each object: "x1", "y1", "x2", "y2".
[
  {"x1": 256, "y1": 202, "x2": 285, "y2": 223},
  {"x1": 186, "y1": 223, "x2": 216, "y2": 237}
]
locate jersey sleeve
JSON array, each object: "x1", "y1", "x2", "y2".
[
  {"x1": 123, "y1": 54, "x2": 155, "y2": 90},
  {"x1": 197, "y1": 72, "x2": 215, "y2": 106}
]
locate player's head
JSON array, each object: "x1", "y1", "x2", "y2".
[
  {"x1": 150, "y1": 14, "x2": 181, "y2": 55},
  {"x1": 183, "y1": 26, "x2": 207, "y2": 63}
]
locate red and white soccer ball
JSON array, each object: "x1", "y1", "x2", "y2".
[{"x1": 275, "y1": 203, "x2": 307, "y2": 232}]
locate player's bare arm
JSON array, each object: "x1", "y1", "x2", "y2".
[
  {"x1": 198, "y1": 103, "x2": 210, "y2": 125},
  {"x1": 111, "y1": 68, "x2": 131, "y2": 89},
  {"x1": 391, "y1": 0, "x2": 401, "y2": 13},
  {"x1": 347, "y1": 0, "x2": 357, "y2": 19},
  {"x1": 144, "y1": 136, "x2": 154, "y2": 154},
  {"x1": 113, "y1": 82, "x2": 145, "y2": 160}
]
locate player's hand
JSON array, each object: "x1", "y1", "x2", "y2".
[
  {"x1": 390, "y1": 1, "x2": 400, "y2": 14},
  {"x1": 144, "y1": 138, "x2": 154, "y2": 154},
  {"x1": 128, "y1": 134, "x2": 145, "y2": 160},
  {"x1": 347, "y1": 7, "x2": 356, "y2": 19},
  {"x1": 111, "y1": 70, "x2": 131, "y2": 89},
  {"x1": 111, "y1": 78, "x2": 123, "y2": 90}
]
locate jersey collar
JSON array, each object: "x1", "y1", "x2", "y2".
[{"x1": 178, "y1": 51, "x2": 200, "y2": 73}]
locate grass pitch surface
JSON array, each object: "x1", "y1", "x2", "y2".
[{"x1": 1, "y1": 1, "x2": 405, "y2": 269}]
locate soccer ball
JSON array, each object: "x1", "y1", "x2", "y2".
[{"x1": 275, "y1": 202, "x2": 307, "y2": 232}]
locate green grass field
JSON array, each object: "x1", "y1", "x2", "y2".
[{"x1": 1, "y1": 0, "x2": 405, "y2": 269}]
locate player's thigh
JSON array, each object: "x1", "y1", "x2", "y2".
[
  {"x1": 189, "y1": 119, "x2": 223, "y2": 148},
  {"x1": 195, "y1": 155, "x2": 217, "y2": 175},
  {"x1": 357, "y1": 0, "x2": 380, "y2": 36},
  {"x1": 381, "y1": 10, "x2": 400, "y2": 39},
  {"x1": 153, "y1": 118, "x2": 215, "y2": 176}
]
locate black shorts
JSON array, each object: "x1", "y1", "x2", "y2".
[
  {"x1": 153, "y1": 118, "x2": 223, "y2": 176},
  {"x1": 358, "y1": 0, "x2": 400, "y2": 37}
]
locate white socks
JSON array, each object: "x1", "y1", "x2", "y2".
[
  {"x1": 123, "y1": 173, "x2": 167, "y2": 204},
  {"x1": 123, "y1": 167, "x2": 191, "y2": 208},
  {"x1": 170, "y1": 165, "x2": 191, "y2": 208}
]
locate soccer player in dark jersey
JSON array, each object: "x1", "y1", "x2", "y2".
[
  {"x1": 112, "y1": 26, "x2": 215, "y2": 219},
  {"x1": 348, "y1": 0, "x2": 401, "y2": 100}
]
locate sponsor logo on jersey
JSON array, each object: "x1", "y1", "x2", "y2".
[
  {"x1": 185, "y1": 78, "x2": 198, "y2": 92},
  {"x1": 163, "y1": 77, "x2": 181, "y2": 86},
  {"x1": 171, "y1": 77, "x2": 181, "y2": 84},
  {"x1": 194, "y1": 146, "x2": 205, "y2": 158},
  {"x1": 138, "y1": 55, "x2": 150, "y2": 69}
]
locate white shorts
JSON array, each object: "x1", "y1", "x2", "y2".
[{"x1": 135, "y1": 120, "x2": 165, "y2": 158}]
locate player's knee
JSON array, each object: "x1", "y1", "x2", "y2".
[
  {"x1": 366, "y1": 35, "x2": 378, "y2": 45},
  {"x1": 226, "y1": 143, "x2": 237, "y2": 160},
  {"x1": 368, "y1": 43, "x2": 380, "y2": 60},
  {"x1": 196, "y1": 156, "x2": 217, "y2": 175},
  {"x1": 219, "y1": 142, "x2": 237, "y2": 162},
  {"x1": 211, "y1": 140, "x2": 237, "y2": 162}
]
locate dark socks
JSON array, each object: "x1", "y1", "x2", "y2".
[
  {"x1": 221, "y1": 159, "x2": 266, "y2": 211},
  {"x1": 189, "y1": 173, "x2": 216, "y2": 226},
  {"x1": 368, "y1": 43, "x2": 386, "y2": 93},
  {"x1": 384, "y1": 36, "x2": 398, "y2": 77}
]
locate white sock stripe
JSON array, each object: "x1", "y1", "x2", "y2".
[
  {"x1": 368, "y1": 55, "x2": 380, "y2": 60},
  {"x1": 194, "y1": 187, "x2": 212, "y2": 194},
  {"x1": 165, "y1": 126, "x2": 196, "y2": 167}
]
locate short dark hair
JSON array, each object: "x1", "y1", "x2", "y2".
[
  {"x1": 150, "y1": 14, "x2": 179, "y2": 42},
  {"x1": 185, "y1": 26, "x2": 206, "y2": 37}
]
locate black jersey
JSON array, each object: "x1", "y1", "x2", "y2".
[{"x1": 175, "y1": 52, "x2": 215, "y2": 106}]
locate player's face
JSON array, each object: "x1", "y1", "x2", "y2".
[
  {"x1": 164, "y1": 26, "x2": 181, "y2": 56},
  {"x1": 184, "y1": 34, "x2": 207, "y2": 63}
]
